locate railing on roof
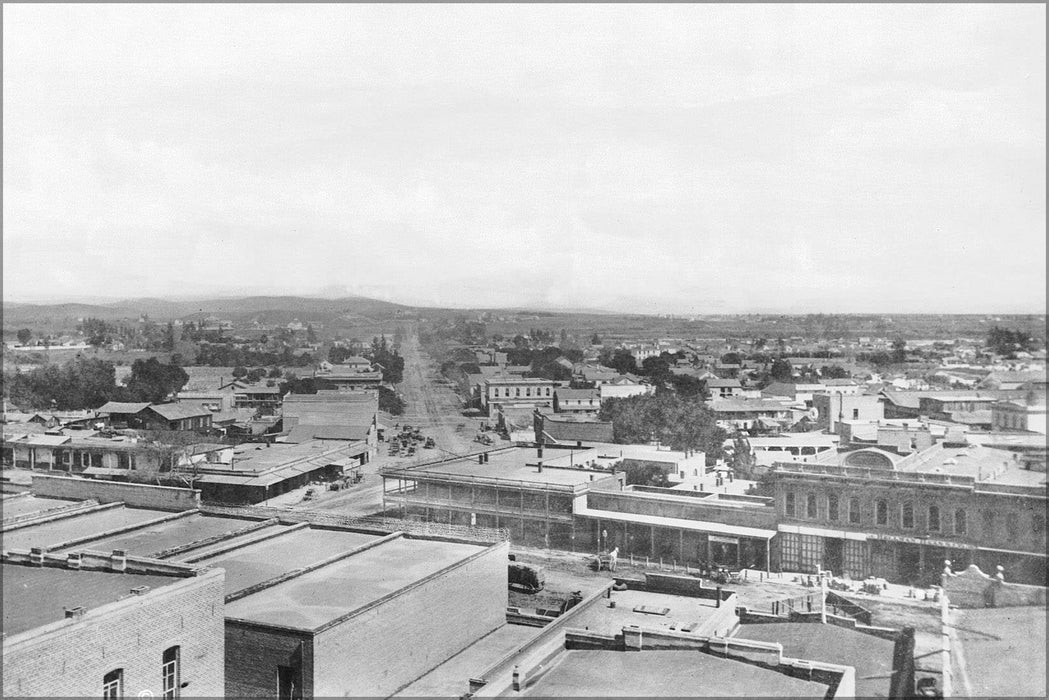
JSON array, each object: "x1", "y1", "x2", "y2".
[
  {"x1": 771, "y1": 462, "x2": 979, "y2": 487},
  {"x1": 198, "y1": 503, "x2": 511, "y2": 542}
]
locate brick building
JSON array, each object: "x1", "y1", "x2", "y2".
[
  {"x1": 2, "y1": 553, "x2": 225, "y2": 698},
  {"x1": 766, "y1": 443, "x2": 1047, "y2": 585}
]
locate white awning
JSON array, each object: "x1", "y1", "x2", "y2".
[
  {"x1": 977, "y1": 546, "x2": 1048, "y2": 559},
  {"x1": 778, "y1": 523, "x2": 868, "y2": 541},
  {"x1": 577, "y1": 506, "x2": 777, "y2": 540}
]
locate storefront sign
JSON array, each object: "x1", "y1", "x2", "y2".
[
  {"x1": 709, "y1": 535, "x2": 739, "y2": 545},
  {"x1": 869, "y1": 534, "x2": 968, "y2": 549}
]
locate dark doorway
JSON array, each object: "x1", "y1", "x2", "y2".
[
  {"x1": 899, "y1": 543, "x2": 922, "y2": 585},
  {"x1": 277, "y1": 665, "x2": 302, "y2": 700},
  {"x1": 824, "y1": 537, "x2": 844, "y2": 575}
]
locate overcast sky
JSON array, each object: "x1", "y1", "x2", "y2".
[{"x1": 4, "y1": 4, "x2": 1045, "y2": 314}]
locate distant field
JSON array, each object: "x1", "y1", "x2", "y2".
[{"x1": 2, "y1": 347, "x2": 170, "y2": 367}]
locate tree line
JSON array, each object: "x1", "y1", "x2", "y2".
[{"x1": 3, "y1": 357, "x2": 190, "y2": 410}]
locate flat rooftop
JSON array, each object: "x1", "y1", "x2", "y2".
[
  {"x1": 1, "y1": 495, "x2": 77, "y2": 520},
  {"x1": 50, "y1": 513, "x2": 264, "y2": 558},
  {"x1": 393, "y1": 449, "x2": 610, "y2": 488},
  {"x1": 224, "y1": 535, "x2": 485, "y2": 630},
  {"x1": 393, "y1": 624, "x2": 539, "y2": 698},
  {"x1": 223, "y1": 439, "x2": 353, "y2": 473},
  {"x1": 192, "y1": 526, "x2": 382, "y2": 595},
  {"x1": 2, "y1": 562, "x2": 179, "y2": 636},
  {"x1": 952, "y1": 606, "x2": 1047, "y2": 698},
  {"x1": 2, "y1": 506, "x2": 174, "y2": 551},
  {"x1": 519, "y1": 649, "x2": 829, "y2": 697},
  {"x1": 735, "y1": 622, "x2": 895, "y2": 698},
  {"x1": 566, "y1": 588, "x2": 727, "y2": 638}
]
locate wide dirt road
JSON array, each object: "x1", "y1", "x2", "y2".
[
  {"x1": 393, "y1": 323, "x2": 473, "y2": 456},
  {"x1": 303, "y1": 323, "x2": 474, "y2": 515}
]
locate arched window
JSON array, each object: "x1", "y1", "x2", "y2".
[
  {"x1": 103, "y1": 669, "x2": 123, "y2": 700},
  {"x1": 876, "y1": 500, "x2": 888, "y2": 526},
  {"x1": 827, "y1": 494, "x2": 839, "y2": 522},
  {"x1": 785, "y1": 492, "x2": 796, "y2": 517},
  {"x1": 954, "y1": 509, "x2": 967, "y2": 535},
  {"x1": 902, "y1": 502, "x2": 914, "y2": 529},
  {"x1": 162, "y1": 646, "x2": 180, "y2": 699},
  {"x1": 928, "y1": 505, "x2": 940, "y2": 532},
  {"x1": 849, "y1": 497, "x2": 861, "y2": 524},
  {"x1": 806, "y1": 493, "x2": 818, "y2": 519}
]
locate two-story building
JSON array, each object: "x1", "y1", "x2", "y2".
[
  {"x1": 765, "y1": 443, "x2": 1047, "y2": 586},
  {"x1": 481, "y1": 377, "x2": 556, "y2": 414},
  {"x1": 706, "y1": 398, "x2": 794, "y2": 433},
  {"x1": 553, "y1": 388, "x2": 600, "y2": 414},
  {"x1": 992, "y1": 397, "x2": 1047, "y2": 434}
]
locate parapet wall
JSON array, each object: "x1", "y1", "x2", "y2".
[
  {"x1": 31, "y1": 474, "x2": 201, "y2": 511},
  {"x1": 942, "y1": 564, "x2": 1048, "y2": 608}
]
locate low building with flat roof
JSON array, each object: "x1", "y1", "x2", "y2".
[
  {"x1": 2, "y1": 554, "x2": 225, "y2": 698},
  {"x1": 3, "y1": 481, "x2": 512, "y2": 699},
  {"x1": 185, "y1": 439, "x2": 369, "y2": 504}
]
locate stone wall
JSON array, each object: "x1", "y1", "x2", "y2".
[{"x1": 942, "y1": 564, "x2": 1048, "y2": 608}]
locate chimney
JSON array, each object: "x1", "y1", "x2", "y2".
[
  {"x1": 478, "y1": 454, "x2": 484, "y2": 464},
  {"x1": 130, "y1": 585, "x2": 150, "y2": 596},
  {"x1": 538, "y1": 446, "x2": 544, "y2": 459},
  {"x1": 29, "y1": 547, "x2": 46, "y2": 566},
  {"x1": 484, "y1": 452, "x2": 489, "y2": 464},
  {"x1": 110, "y1": 550, "x2": 128, "y2": 573},
  {"x1": 538, "y1": 462, "x2": 543, "y2": 473},
  {"x1": 64, "y1": 606, "x2": 86, "y2": 620},
  {"x1": 577, "y1": 440, "x2": 583, "y2": 448},
  {"x1": 66, "y1": 552, "x2": 82, "y2": 570}
]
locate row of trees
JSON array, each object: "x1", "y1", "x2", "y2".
[{"x1": 3, "y1": 357, "x2": 189, "y2": 410}]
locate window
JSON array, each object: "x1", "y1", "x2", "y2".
[
  {"x1": 902, "y1": 502, "x2": 914, "y2": 529},
  {"x1": 785, "y1": 492, "x2": 796, "y2": 517},
  {"x1": 983, "y1": 510, "x2": 995, "y2": 539},
  {"x1": 162, "y1": 646, "x2": 180, "y2": 699},
  {"x1": 117, "y1": 453, "x2": 130, "y2": 470},
  {"x1": 876, "y1": 500, "x2": 888, "y2": 526},
  {"x1": 103, "y1": 669, "x2": 123, "y2": 700},
  {"x1": 954, "y1": 509, "x2": 967, "y2": 535},
  {"x1": 1006, "y1": 513, "x2": 1019, "y2": 541},
  {"x1": 827, "y1": 494, "x2": 839, "y2": 522},
  {"x1": 849, "y1": 497, "x2": 860, "y2": 524},
  {"x1": 852, "y1": 408, "x2": 860, "y2": 419},
  {"x1": 1034, "y1": 514, "x2": 1046, "y2": 542},
  {"x1": 928, "y1": 505, "x2": 940, "y2": 532},
  {"x1": 515, "y1": 388, "x2": 520, "y2": 397},
  {"x1": 806, "y1": 493, "x2": 818, "y2": 519}
]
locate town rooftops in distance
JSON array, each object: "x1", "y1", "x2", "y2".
[{"x1": 97, "y1": 401, "x2": 152, "y2": 414}]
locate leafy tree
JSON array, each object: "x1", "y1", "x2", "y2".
[
  {"x1": 720, "y1": 352, "x2": 743, "y2": 366},
  {"x1": 246, "y1": 368, "x2": 266, "y2": 383},
  {"x1": 621, "y1": 463, "x2": 671, "y2": 487},
  {"x1": 379, "y1": 386, "x2": 406, "y2": 416},
  {"x1": 891, "y1": 337, "x2": 907, "y2": 364},
  {"x1": 769, "y1": 358, "x2": 793, "y2": 382},
  {"x1": 670, "y1": 374, "x2": 707, "y2": 400},
  {"x1": 599, "y1": 348, "x2": 638, "y2": 375},
  {"x1": 599, "y1": 393, "x2": 726, "y2": 462},
  {"x1": 16, "y1": 329, "x2": 32, "y2": 345},
  {"x1": 590, "y1": 334, "x2": 602, "y2": 346},
  {"x1": 306, "y1": 324, "x2": 317, "y2": 344},
  {"x1": 279, "y1": 375, "x2": 317, "y2": 395},
  {"x1": 268, "y1": 367, "x2": 283, "y2": 378},
  {"x1": 329, "y1": 346, "x2": 352, "y2": 364},
  {"x1": 820, "y1": 365, "x2": 851, "y2": 380},
  {"x1": 232, "y1": 366, "x2": 248, "y2": 379},
  {"x1": 82, "y1": 318, "x2": 110, "y2": 347},
  {"x1": 124, "y1": 358, "x2": 189, "y2": 403},
  {"x1": 162, "y1": 323, "x2": 176, "y2": 352}
]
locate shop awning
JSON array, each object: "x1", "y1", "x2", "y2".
[{"x1": 577, "y1": 506, "x2": 777, "y2": 540}]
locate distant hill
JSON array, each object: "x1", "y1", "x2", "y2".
[{"x1": 1, "y1": 295, "x2": 416, "y2": 330}]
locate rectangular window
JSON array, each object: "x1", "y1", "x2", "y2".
[
  {"x1": 849, "y1": 497, "x2": 861, "y2": 524},
  {"x1": 103, "y1": 669, "x2": 123, "y2": 700},
  {"x1": 902, "y1": 502, "x2": 914, "y2": 529},
  {"x1": 162, "y1": 646, "x2": 180, "y2": 699},
  {"x1": 1006, "y1": 513, "x2": 1019, "y2": 541},
  {"x1": 983, "y1": 510, "x2": 995, "y2": 539},
  {"x1": 806, "y1": 493, "x2": 818, "y2": 519},
  {"x1": 785, "y1": 492, "x2": 796, "y2": 517},
  {"x1": 955, "y1": 509, "x2": 967, "y2": 535},
  {"x1": 117, "y1": 453, "x2": 130, "y2": 470},
  {"x1": 852, "y1": 408, "x2": 859, "y2": 419},
  {"x1": 928, "y1": 505, "x2": 940, "y2": 532},
  {"x1": 827, "y1": 494, "x2": 839, "y2": 522},
  {"x1": 876, "y1": 500, "x2": 888, "y2": 526}
]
